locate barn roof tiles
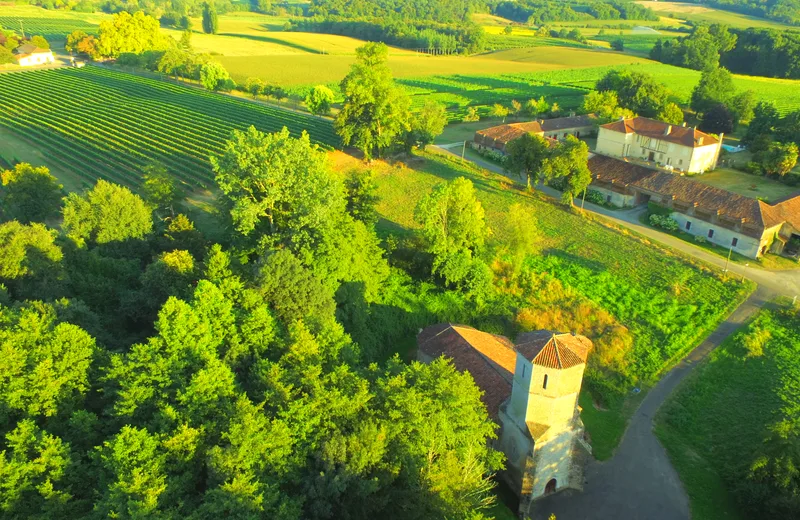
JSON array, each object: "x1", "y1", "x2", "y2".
[{"x1": 600, "y1": 116, "x2": 720, "y2": 148}]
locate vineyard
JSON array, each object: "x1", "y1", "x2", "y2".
[
  {"x1": 0, "y1": 8, "x2": 105, "y2": 38},
  {"x1": 396, "y1": 61, "x2": 800, "y2": 122},
  {"x1": 0, "y1": 66, "x2": 338, "y2": 190}
]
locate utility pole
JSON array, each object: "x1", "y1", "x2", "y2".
[
  {"x1": 580, "y1": 188, "x2": 587, "y2": 212},
  {"x1": 723, "y1": 245, "x2": 733, "y2": 273},
  {"x1": 19, "y1": 20, "x2": 25, "y2": 39},
  {"x1": 461, "y1": 140, "x2": 466, "y2": 162},
  {"x1": 741, "y1": 263, "x2": 749, "y2": 283}
]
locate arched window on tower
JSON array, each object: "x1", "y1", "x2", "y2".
[{"x1": 542, "y1": 374, "x2": 548, "y2": 389}]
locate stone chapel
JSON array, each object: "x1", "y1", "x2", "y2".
[{"x1": 416, "y1": 324, "x2": 592, "y2": 518}]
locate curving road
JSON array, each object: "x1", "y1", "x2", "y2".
[
  {"x1": 529, "y1": 287, "x2": 771, "y2": 520},
  {"x1": 432, "y1": 145, "x2": 788, "y2": 519},
  {"x1": 433, "y1": 144, "x2": 800, "y2": 298}
]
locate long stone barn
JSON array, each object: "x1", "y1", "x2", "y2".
[{"x1": 587, "y1": 154, "x2": 800, "y2": 259}]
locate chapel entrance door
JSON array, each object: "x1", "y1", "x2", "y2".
[{"x1": 545, "y1": 479, "x2": 557, "y2": 495}]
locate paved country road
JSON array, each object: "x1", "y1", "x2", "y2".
[
  {"x1": 433, "y1": 145, "x2": 800, "y2": 299},
  {"x1": 431, "y1": 146, "x2": 786, "y2": 519},
  {"x1": 529, "y1": 286, "x2": 772, "y2": 520}
]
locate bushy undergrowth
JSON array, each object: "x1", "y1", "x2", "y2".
[{"x1": 658, "y1": 308, "x2": 800, "y2": 519}]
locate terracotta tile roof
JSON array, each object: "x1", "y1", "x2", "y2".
[
  {"x1": 417, "y1": 323, "x2": 516, "y2": 419},
  {"x1": 601, "y1": 116, "x2": 719, "y2": 148},
  {"x1": 540, "y1": 114, "x2": 598, "y2": 132},
  {"x1": 515, "y1": 331, "x2": 591, "y2": 369},
  {"x1": 475, "y1": 114, "x2": 597, "y2": 146},
  {"x1": 588, "y1": 155, "x2": 792, "y2": 236},
  {"x1": 14, "y1": 44, "x2": 49, "y2": 56},
  {"x1": 770, "y1": 193, "x2": 800, "y2": 230}
]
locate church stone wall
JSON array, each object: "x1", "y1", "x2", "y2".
[{"x1": 525, "y1": 364, "x2": 584, "y2": 427}]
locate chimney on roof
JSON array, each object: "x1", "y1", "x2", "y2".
[
  {"x1": 696, "y1": 137, "x2": 704, "y2": 145},
  {"x1": 664, "y1": 125, "x2": 672, "y2": 136}
]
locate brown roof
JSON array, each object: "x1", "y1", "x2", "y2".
[
  {"x1": 417, "y1": 324, "x2": 516, "y2": 419},
  {"x1": 601, "y1": 117, "x2": 720, "y2": 148},
  {"x1": 14, "y1": 44, "x2": 49, "y2": 55},
  {"x1": 475, "y1": 114, "x2": 597, "y2": 145},
  {"x1": 515, "y1": 331, "x2": 591, "y2": 369},
  {"x1": 588, "y1": 154, "x2": 789, "y2": 236},
  {"x1": 770, "y1": 194, "x2": 800, "y2": 231}
]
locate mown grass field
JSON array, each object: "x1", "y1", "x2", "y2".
[
  {"x1": 0, "y1": 66, "x2": 337, "y2": 190},
  {"x1": 655, "y1": 306, "x2": 800, "y2": 520},
  {"x1": 638, "y1": 0, "x2": 800, "y2": 31},
  {"x1": 332, "y1": 148, "x2": 753, "y2": 459}
]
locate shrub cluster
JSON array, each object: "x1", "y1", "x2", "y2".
[{"x1": 649, "y1": 213, "x2": 679, "y2": 231}]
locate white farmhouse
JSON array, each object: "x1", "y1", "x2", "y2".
[
  {"x1": 595, "y1": 116, "x2": 722, "y2": 173},
  {"x1": 14, "y1": 44, "x2": 55, "y2": 67},
  {"x1": 588, "y1": 154, "x2": 800, "y2": 259}
]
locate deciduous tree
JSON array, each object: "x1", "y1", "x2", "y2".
[
  {"x1": 505, "y1": 132, "x2": 551, "y2": 189},
  {"x1": 335, "y1": 43, "x2": 410, "y2": 160},
  {"x1": 305, "y1": 85, "x2": 335, "y2": 115},
  {"x1": 202, "y1": 1, "x2": 219, "y2": 35},
  {"x1": 62, "y1": 180, "x2": 153, "y2": 246},
  {"x1": 409, "y1": 100, "x2": 447, "y2": 151},
  {"x1": 142, "y1": 164, "x2": 184, "y2": 216},
  {"x1": 0, "y1": 163, "x2": 63, "y2": 223}
]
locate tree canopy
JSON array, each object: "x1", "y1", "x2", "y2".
[
  {"x1": 62, "y1": 180, "x2": 153, "y2": 246},
  {"x1": 0, "y1": 163, "x2": 63, "y2": 223},
  {"x1": 335, "y1": 43, "x2": 410, "y2": 160}
]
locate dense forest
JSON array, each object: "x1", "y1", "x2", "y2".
[
  {"x1": 652, "y1": 23, "x2": 800, "y2": 80},
  {"x1": 492, "y1": 0, "x2": 658, "y2": 25},
  {"x1": 0, "y1": 126, "x2": 507, "y2": 518},
  {"x1": 307, "y1": 0, "x2": 484, "y2": 23},
  {"x1": 697, "y1": 0, "x2": 800, "y2": 26}
]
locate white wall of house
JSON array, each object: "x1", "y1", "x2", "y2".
[
  {"x1": 588, "y1": 186, "x2": 635, "y2": 208},
  {"x1": 18, "y1": 51, "x2": 55, "y2": 67},
  {"x1": 595, "y1": 127, "x2": 721, "y2": 173},
  {"x1": 669, "y1": 211, "x2": 776, "y2": 258},
  {"x1": 542, "y1": 124, "x2": 595, "y2": 140}
]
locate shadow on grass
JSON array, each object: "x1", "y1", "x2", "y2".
[{"x1": 219, "y1": 32, "x2": 323, "y2": 54}]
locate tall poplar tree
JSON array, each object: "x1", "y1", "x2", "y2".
[{"x1": 202, "y1": 2, "x2": 219, "y2": 35}]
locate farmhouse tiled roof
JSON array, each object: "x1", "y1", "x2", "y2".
[
  {"x1": 588, "y1": 154, "x2": 792, "y2": 236},
  {"x1": 417, "y1": 324, "x2": 516, "y2": 419},
  {"x1": 14, "y1": 44, "x2": 49, "y2": 56},
  {"x1": 475, "y1": 114, "x2": 598, "y2": 145},
  {"x1": 515, "y1": 331, "x2": 591, "y2": 369},
  {"x1": 601, "y1": 116, "x2": 720, "y2": 148}
]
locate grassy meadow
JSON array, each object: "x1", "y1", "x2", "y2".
[
  {"x1": 637, "y1": 1, "x2": 800, "y2": 31},
  {"x1": 330, "y1": 148, "x2": 753, "y2": 459},
  {"x1": 655, "y1": 306, "x2": 800, "y2": 520}
]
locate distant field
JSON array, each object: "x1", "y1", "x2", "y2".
[
  {"x1": 0, "y1": 66, "x2": 337, "y2": 190},
  {"x1": 220, "y1": 47, "x2": 645, "y2": 87},
  {"x1": 0, "y1": 6, "x2": 107, "y2": 39},
  {"x1": 638, "y1": 1, "x2": 800, "y2": 31},
  {"x1": 394, "y1": 60, "x2": 800, "y2": 122}
]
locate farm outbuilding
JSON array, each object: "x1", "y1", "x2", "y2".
[
  {"x1": 473, "y1": 114, "x2": 598, "y2": 153},
  {"x1": 14, "y1": 44, "x2": 55, "y2": 67},
  {"x1": 588, "y1": 154, "x2": 800, "y2": 259}
]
